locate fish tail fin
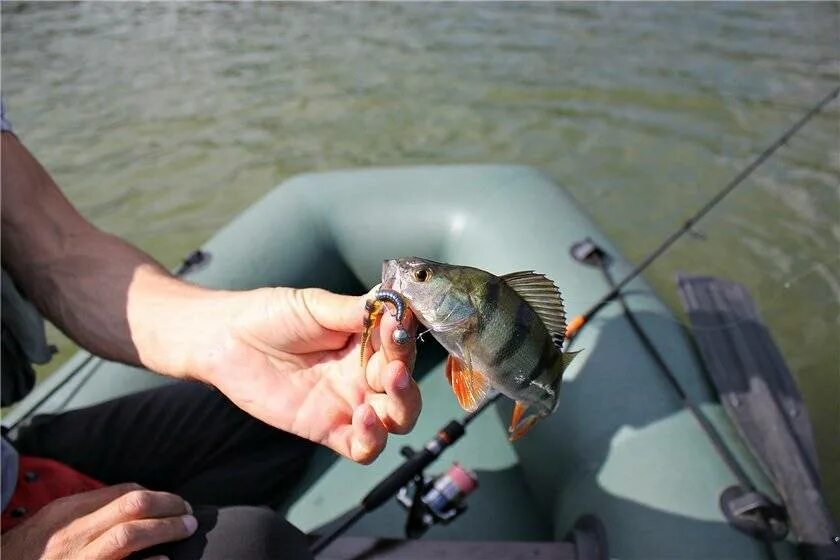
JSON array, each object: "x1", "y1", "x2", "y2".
[{"x1": 541, "y1": 348, "x2": 583, "y2": 414}]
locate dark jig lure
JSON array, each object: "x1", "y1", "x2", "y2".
[{"x1": 360, "y1": 289, "x2": 411, "y2": 366}]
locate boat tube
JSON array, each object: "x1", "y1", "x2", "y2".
[{"x1": 4, "y1": 165, "x2": 807, "y2": 559}]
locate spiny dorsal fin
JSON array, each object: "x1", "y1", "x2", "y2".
[{"x1": 501, "y1": 270, "x2": 567, "y2": 344}]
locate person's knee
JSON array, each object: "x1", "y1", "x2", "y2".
[
  {"x1": 201, "y1": 506, "x2": 314, "y2": 560},
  {"x1": 135, "y1": 505, "x2": 313, "y2": 560}
]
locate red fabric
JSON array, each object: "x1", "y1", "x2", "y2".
[{"x1": 1, "y1": 455, "x2": 105, "y2": 533}]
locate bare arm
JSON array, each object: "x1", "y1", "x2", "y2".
[
  {"x1": 0, "y1": 130, "x2": 421, "y2": 464},
  {"x1": 1, "y1": 131, "x2": 228, "y2": 377}
]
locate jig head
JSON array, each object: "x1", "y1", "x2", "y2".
[{"x1": 360, "y1": 289, "x2": 410, "y2": 366}]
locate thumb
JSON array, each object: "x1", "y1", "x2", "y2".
[{"x1": 299, "y1": 287, "x2": 372, "y2": 333}]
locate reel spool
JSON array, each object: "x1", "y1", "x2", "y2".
[{"x1": 396, "y1": 451, "x2": 478, "y2": 538}]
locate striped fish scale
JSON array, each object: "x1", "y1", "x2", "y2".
[{"x1": 481, "y1": 273, "x2": 565, "y2": 405}]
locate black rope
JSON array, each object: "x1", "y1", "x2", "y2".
[
  {"x1": 5, "y1": 354, "x2": 96, "y2": 431},
  {"x1": 600, "y1": 264, "x2": 778, "y2": 560}
]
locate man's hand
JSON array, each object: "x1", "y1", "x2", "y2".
[
  {"x1": 193, "y1": 286, "x2": 420, "y2": 465},
  {"x1": 2, "y1": 131, "x2": 422, "y2": 466},
  {"x1": 1, "y1": 484, "x2": 197, "y2": 560}
]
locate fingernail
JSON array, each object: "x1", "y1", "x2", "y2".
[
  {"x1": 184, "y1": 501, "x2": 193, "y2": 515},
  {"x1": 182, "y1": 514, "x2": 198, "y2": 534},
  {"x1": 395, "y1": 366, "x2": 410, "y2": 390},
  {"x1": 363, "y1": 407, "x2": 376, "y2": 427}
]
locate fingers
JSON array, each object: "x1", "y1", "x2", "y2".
[
  {"x1": 86, "y1": 514, "x2": 198, "y2": 560},
  {"x1": 298, "y1": 288, "x2": 369, "y2": 333},
  {"x1": 360, "y1": 305, "x2": 420, "y2": 438},
  {"x1": 47, "y1": 486, "x2": 197, "y2": 560},
  {"x1": 364, "y1": 310, "x2": 416, "y2": 389},
  {"x1": 83, "y1": 488, "x2": 192, "y2": 536},
  {"x1": 341, "y1": 369, "x2": 421, "y2": 462},
  {"x1": 378, "y1": 308, "x2": 417, "y2": 370},
  {"x1": 348, "y1": 402, "x2": 388, "y2": 464},
  {"x1": 47, "y1": 483, "x2": 147, "y2": 519},
  {"x1": 368, "y1": 361, "x2": 422, "y2": 434},
  {"x1": 297, "y1": 286, "x2": 417, "y2": 365}
]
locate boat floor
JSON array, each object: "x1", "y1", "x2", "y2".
[{"x1": 317, "y1": 536, "x2": 576, "y2": 559}]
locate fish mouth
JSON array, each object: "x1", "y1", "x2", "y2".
[{"x1": 380, "y1": 259, "x2": 400, "y2": 291}]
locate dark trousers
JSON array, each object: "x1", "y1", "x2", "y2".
[{"x1": 12, "y1": 381, "x2": 316, "y2": 559}]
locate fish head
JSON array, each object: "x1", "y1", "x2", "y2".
[{"x1": 382, "y1": 257, "x2": 474, "y2": 330}]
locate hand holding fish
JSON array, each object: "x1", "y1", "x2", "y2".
[{"x1": 195, "y1": 286, "x2": 419, "y2": 464}]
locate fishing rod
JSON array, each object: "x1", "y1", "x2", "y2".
[
  {"x1": 564, "y1": 85, "x2": 840, "y2": 343},
  {"x1": 309, "y1": 394, "x2": 498, "y2": 555},
  {"x1": 570, "y1": 238, "x2": 784, "y2": 560},
  {"x1": 308, "y1": 86, "x2": 838, "y2": 556}
]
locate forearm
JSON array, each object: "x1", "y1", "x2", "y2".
[
  {"x1": 6, "y1": 222, "x2": 167, "y2": 366},
  {"x1": 15, "y1": 230, "x2": 232, "y2": 376},
  {"x1": 1, "y1": 132, "x2": 231, "y2": 378}
]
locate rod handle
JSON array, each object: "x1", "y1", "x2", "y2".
[
  {"x1": 361, "y1": 421, "x2": 464, "y2": 511},
  {"x1": 362, "y1": 448, "x2": 436, "y2": 510}
]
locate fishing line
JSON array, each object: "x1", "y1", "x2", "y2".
[
  {"x1": 564, "y1": 86, "x2": 840, "y2": 344},
  {"x1": 309, "y1": 87, "x2": 839, "y2": 555},
  {"x1": 416, "y1": 328, "x2": 432, "y2": 342}
]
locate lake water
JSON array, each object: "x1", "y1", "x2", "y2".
[{"x1": 2, "y1": 2, "x2": 838, "y2": 515}]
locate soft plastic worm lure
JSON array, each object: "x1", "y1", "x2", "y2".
[{"x1": 360, "y1": 289, "x2": 410, "y2": 366}]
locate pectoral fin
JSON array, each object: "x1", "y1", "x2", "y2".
[
  {"x1": 445, "y1": 355, "x2": 490, "y2": 412},
  {"x1": 508, "y1": 401, "x2": 543, "y2": 441}
]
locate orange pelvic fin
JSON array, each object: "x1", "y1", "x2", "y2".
[
  {"x1": 508, "y1": 401, "x2": 542, "y2": 441},
  {"x1": 445, "y1": 355, "x2": 490, "y2": 412},
  {"x1": 360, "y1": 298, "x2": 386, "y2": 366}
]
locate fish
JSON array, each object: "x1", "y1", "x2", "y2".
[{"x1": 381, "y1": 257, "x2": 581, "y2": 441}]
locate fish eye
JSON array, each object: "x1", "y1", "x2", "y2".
[{"x1": 413, "y1": 267, "x2": 431, "y2": 282}]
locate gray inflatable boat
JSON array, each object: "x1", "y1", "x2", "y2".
[{"x1": 5, "y1": 165, "x2": 836, "y2": 560}]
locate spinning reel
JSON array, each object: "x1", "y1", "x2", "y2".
[{"x1": 395, "y1": 446, "x2": 478, "y2": 538}]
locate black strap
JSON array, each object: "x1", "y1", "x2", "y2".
[{"x1": 1, "y1": 324, "x2": 36, "y2": 407}]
